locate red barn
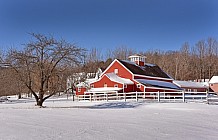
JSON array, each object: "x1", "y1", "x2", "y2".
[
  {"x1": 85, "y1": 55, "x2": 182, "y2": 95},
  {"x1": 173, "y1": 80, "x2": 208, "y2": 93},
  {"x1": 209, "y1": 76, "x2": 218, "y2": 94},
  {"x1": 76, "y1": 82, "x2": 88, "y2": 95}
]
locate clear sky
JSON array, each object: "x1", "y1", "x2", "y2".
[{"x1": 0, "y1": 0, "x2": 218, "y2": 53}]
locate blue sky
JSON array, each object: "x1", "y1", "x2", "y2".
[{"x1": 0, "y1": 0, "x2": 218, "y2": 53}]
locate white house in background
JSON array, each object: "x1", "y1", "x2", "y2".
[
  {"x1": 66, "y1": 68, "x2": 103, "y2": 95},
  {"x1": 173, "y1": 80, "x2": 209, "y2": 93},
  {"x1": 209, "y1": 76, "x2": 218, "y2": 93}
]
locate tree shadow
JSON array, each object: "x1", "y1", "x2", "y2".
[{"x1": 90, "y1": 101, "x2": 145, "y2": 109}]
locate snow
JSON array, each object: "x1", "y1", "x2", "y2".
[
  {"x1": 1, "y1": 97, "x2": 218, "y2": 140},
  {"x1": 144, "y1": 63, "x2": 156, "y2": 67},
  {"x1": 209, "y1": 76, "x2": 218, "y2": 84},
  {"x1": 122, "y1": 60, "x2": 139, "y2": 66},
  {"x1": 174, "y1": 80, "x2": 209, "y2": 88},
  {"x1": 105, "y1": 73, "x2": 134, "y2": 84},
  {"x1": 76, "y1": 82, "x2": 87, "y2": 87},
  {"x1": 76, "y1": 78, "x2": 97, "y2": 87}
]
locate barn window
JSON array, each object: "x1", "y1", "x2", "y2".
[
  {"x1": 137, "y1": 84, "x2": 141, "y2": 88},
  {"x1": 187, "y1": 89, "x2": 192, "y2": 92},
  {"x1": 114, "y1": 69, "x2": 118, "y2": 74},
  {"x1": 194, "y1": 89, "x2": 197, "y2": 93},
  {"x1": 104, "y1": 83, "x2": 107, "y2": 87},
  {"x1": 78, "y1": 87, "x2": 81, "y2": 92},
  {"x1": 124, "y1": 84, "x2": 127, "y2": 88},
  {"x1": 211, "y1": 84, "x2": 213, "y2": 86},
  {"x1": 91, "y1": 84, "x2": 94, "y2": 88},
  {"x1": 114, "y1": 84, "x2": 118, "y2": 88}
]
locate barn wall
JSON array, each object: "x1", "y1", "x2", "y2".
[
  {"x1": 103, "y1": 60, "x2": 133, "y2": 80},
  {"x1": 182, "y1": 87, "x2": 208, "y2": 92},
  {"x1": 123, "y1": 84, "x2": 134, "y2": 92},
  {"x1": 76, "y1": 87, "x2": 87, "y2": 95}
]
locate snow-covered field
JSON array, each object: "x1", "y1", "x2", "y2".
[{"x1": 1, "y1": 96, "x2": 218, "y2": 140}]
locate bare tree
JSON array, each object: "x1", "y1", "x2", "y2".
[
  {"x1": 112, "y1": 46, "x2": 136, "y2": 60},
  {"x1": 0, "y1": 66, "x2": 25, "y2": 98},
  {"x1": 6, "y1": 33, "x2": 85, "y2": 106}
]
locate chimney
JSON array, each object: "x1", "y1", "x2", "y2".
[{"x1": 129, "y1": 54, "x2": 146, "y2": 66}]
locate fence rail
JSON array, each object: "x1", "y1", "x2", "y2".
[{"x1": 77, "y1": 91, "x2": 218, "y2": 104}]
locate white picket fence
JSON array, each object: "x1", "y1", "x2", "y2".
[{"x1": 77, "y1": 91, "x2": 218, "y2": 104}]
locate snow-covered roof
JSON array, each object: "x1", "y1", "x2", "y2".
[
  {"x1": 136, "y1": 79, "x2": 182, "y2": 90},
  {"x1": 105, "y1": 73, "x2": 134, "y2": 84},
  {"x1": 87, "y1": 87, "x2": 122, "y2": 93},
  {"x1": 144, "y1": 63, "x2": 156, "y2": 67},
  {"x1": 76, "y1": 78, "x2": 98, "y2": 87},
  {"x1": 76, "y1": 82, "x2": 88, "y2": 87},
  {"x1": 209, "y1": 76, "x2": 218, "y2": 84},
  {"x1": 173, "y1": 80, "x2": 209, "y2": 88}
]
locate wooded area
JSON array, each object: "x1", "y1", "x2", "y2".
[
  {"x1": 84, "y1": 37, "x2": 218, "y2": 81},
  {"x1": 1, "y1": 35, "x2": 218, "y2": 105}
]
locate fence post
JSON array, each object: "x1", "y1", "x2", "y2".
[
  {"x1": 90, "y1": 94, "x2": 92, "y2": 102},
  {"x1": 106, "y1": 93, "x2": 108, "y2": 102},
  {"x1": 144, "y1": 92, "x2": 145, "y2": 99},
  {"x1": 206, "y1": 90, "x2": 209, "y2": 104},
  {"x1": 124, "y1": 93, "x2": 126, "y2": 102},
  {"x1": 136, "y1": 91, "x2": 138, "y2": 102},
  {"x1": 158, "y1": 91, "x2": 160, "y2": 102},
  {"x1": 182, "y1": 91, "x2": 185, "y2": 103}
]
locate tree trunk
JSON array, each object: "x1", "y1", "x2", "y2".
[
  {"x1": 36, "y1": 91, "x2": 44, "y2": 107},
  {"x1": 17, "y1": 93, "x2": 21, "y2": 99},
  {"x1": 36, "y1": 99, "x2": 44, "y2": 106}
]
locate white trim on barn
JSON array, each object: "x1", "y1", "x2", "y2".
[
  {"x1": 101, "y1": 59, "x2": 134, "y2": 77},
  {"x1": 134, "y1": 74, "x2": 173, "y2": 81},
  {"x1": 85, "y1": 87, "x2": 122, "y2": 94}
]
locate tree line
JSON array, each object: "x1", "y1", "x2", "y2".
[
  {"x1": 144, "y1": 38, "x2": 218, "y2": 81},
  {"x1": 0, "y1": 34, "x2": 218, "y2": 106},
  {"x1": 84, "y1": 37, "x2": 218, "y2": 81}
]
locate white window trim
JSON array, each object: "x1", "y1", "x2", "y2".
[
  {"x1": 114, "y1": 69, "x2": 118, "y2": 74},
  {"x1": 104, "y1": 83, "x2": 107, "y2": 87},
  {"x1": 78, "y1": 87, "x2": 81, "y2": 92}
]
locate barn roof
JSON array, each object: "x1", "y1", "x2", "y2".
[
  {"x1": 136, "y1": 79, "x2": 182, "y2": 90},
  {"x1": 173, "y1": 80, "x2": 209, "y2": 88},
  {"x1": 117, "y1": 59, "x2": 172, "y2": 79},
  {"x1": 105, "y1": 73, "x2": 134, "y2": 85},
  {"x1": 209, "y1": 76, "x2": 218, "y2": 84}
]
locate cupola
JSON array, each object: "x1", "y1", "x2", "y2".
[{"x1": 128, "y1": 54, "x2": 146, "y2": 66}]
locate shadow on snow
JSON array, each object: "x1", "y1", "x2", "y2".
[{"x1": 90, "y1": 101, "x2": 145, "y2": 109}]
